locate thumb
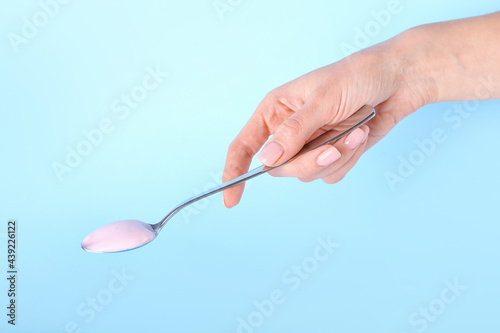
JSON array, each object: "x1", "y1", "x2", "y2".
[{"x1": 257, "y1": 102, "x2": 327, "y2": 166}]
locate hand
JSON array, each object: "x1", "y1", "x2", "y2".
[
  {"x1": 222, "y1": 12, "x2": 500, "y2": 208},
  {"x1": 222, "y1": 45, "x2": 428, "y2": 208}
]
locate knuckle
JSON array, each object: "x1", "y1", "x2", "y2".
[
  {"x1": 298, "y1": 177, "x2": 315, "y2": 183},
  {"x1": 222, "y1": 170, "x2": 232, "y2": 182},
  {"x1": 281, "y1": 117, "x2": 304, "y2": 138},
  {"x1": 322, "y1": 173, "x2": 345, "y2": 184},
  {"x1": 224, "y1": 163, "x2": 246, "y2": 181},
  {"x1": 240, "y1": 141, "x2": 258, "y2": 159},
  {"x1": 384, "y1": 109, "x2": 400, "y2": 128},
  {"x1": 294, "y1": 162, "x2": 311, "y2": 179},
  {"x1": 225, "y1": 140, "x2": 258, "y2": 182},
  {"x1": 228, "y1": 139, "x2": 257, "y2": 159},
  {"x1": 322, "y1": 177, "x2": 337, "y2": 185},
  {"x1": 312, "y1": 86, "x2": 328, "y2": 101},
  {"x1": 264, "y1": 89, "x2": 281, "y2": 102}
]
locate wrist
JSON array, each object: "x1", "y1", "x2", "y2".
[
  {"x1": 389, "y1": 27, "x2": 442, "y2": 108},
  {"x1": 391, "y1": 14, "x2": 500, "y2": 105}
]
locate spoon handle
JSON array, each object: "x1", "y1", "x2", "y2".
[
  {"x1": 205, "y1": 105, "x2": 375, "y2": 194},
  {"x1": 156, "y1": 106, "x2": 375, "y2": 231}
]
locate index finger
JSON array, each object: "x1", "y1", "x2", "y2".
[{"x1": 222, "y1": 108, "x2": 271, "y2": 208}]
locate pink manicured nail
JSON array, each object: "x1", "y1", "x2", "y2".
[
  {"x1": 344, "y1": 128, "x2": 366, "y2": 150},
  {"x1": 317, "y1": 147, "x2": 341, "y2": 166},
  {"x1": 258, "y1": 142, "x2": 284, "y2": 166}
]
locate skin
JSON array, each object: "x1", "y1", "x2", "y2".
[{"x1": 222, "y1": 12, "x2": 500, "y2": 208}]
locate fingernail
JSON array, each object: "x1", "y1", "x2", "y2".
[
  {"x1": 258, "y1": 142, "x2": 284, "y2": 166},
  {"x1": 317, "y1": 147, "x2": 341, "y2": 166},
  {"x1": 344, "y1": 128, "x2": 366, "y2": 150}
]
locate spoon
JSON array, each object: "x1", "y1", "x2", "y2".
[{"x1": 81, "y1": 106, "x2": 375, "y2": 253}]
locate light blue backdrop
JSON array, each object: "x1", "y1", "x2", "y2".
[{"x1": 1, "y1": 1, "x2": 499, "y2": 332}]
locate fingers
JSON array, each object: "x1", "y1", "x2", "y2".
[
  {"x1": 321, "y1": 135, "x2": 368, "y2": 184},
  {"x1": 222, "y1": 109, "x2": 270, "y2": 208},
  {"x1": 222, "y1": 82, "x2": 367, "y2": 208},
  {"x1": 268, "y1": 125, "x2": 370, "y2": 182},
  {"x1": 313, "y1": 125, "x2": 370, "y2": 181},
  {"x1": 257, "y1": 99, "x2": 327, "y2": 167},
  {"x1": 317, "y1": 126, "x2": 370, "y2": 183}
]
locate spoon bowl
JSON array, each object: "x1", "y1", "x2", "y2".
[{"x1": 81, "y1": 219, "x2": 157, "y2": 253}]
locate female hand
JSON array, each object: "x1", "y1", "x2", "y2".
[
  {"x1": 222, "y1": 12, "x2": 500, "y2": 208},
  {"x1": 222, "y1": 45, "x2": 429, "y2": 207}
]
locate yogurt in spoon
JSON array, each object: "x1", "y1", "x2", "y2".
[{"x1": 81, "y1": 220, "x2": 156, "y2": 253}]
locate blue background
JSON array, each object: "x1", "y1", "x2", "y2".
[{"x1": 1, "y1": 0, "x2": 499, "y2": 332}]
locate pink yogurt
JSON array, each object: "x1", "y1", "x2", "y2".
[{"x1": 82, "y1": 219, "x2": 156, "y2": 253}]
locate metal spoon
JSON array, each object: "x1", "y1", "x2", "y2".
[{"x1": 81, "y1": 106, "x2": 375, "y2": 253}]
